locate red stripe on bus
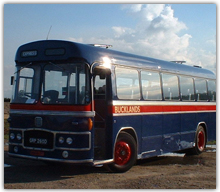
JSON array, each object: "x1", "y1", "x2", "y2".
[
  {"x1": 112, "y1": 105, "x2": 216, "y2": 114},
  {"x1": 10, "y1": 103, "x2": 92, "y2": 112}
]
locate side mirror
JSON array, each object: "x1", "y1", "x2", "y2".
[
  {"x1": 93, "y1": 67, "x2": 111, "y2": 79},
  {"x1": 11, "y1": 76, "x2": 14, "y2": 85},
  {"x1": 99, "y1": 73, "x2": 106, "y2": 80}
]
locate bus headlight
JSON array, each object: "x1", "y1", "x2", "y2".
[
  {"x1": 66, "y1": 137, "x2": 73, "y2": 145},
  {"x1": 10, "y1": 133, "x2": 15, "y2": 140},
  {"x1": 16, "y1": 133, "x2": 22, "y2": 140},
  {"x1": 58, "y1": 137, "x2": 65, "y2": 144}
]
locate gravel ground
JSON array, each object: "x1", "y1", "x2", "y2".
[{"x1": 4, "y1": 147, "x2": 216, "y2": 189}]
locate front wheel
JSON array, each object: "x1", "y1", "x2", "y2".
[{"x1": 107, "y1": 132, "x2": 137, "y2": 173}]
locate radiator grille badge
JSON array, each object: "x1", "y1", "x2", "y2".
[{"x1": 35, "y1": 117, "x2": 43, "y2": 127}]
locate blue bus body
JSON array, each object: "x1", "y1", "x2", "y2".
[{"x1": 9, "y1": 40, "x2": 216, "y2": 172}]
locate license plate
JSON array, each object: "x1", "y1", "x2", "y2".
[
  {"x1": 24, "y1": 130, "x2": 53, "y2": 149},
  {"x1": 29, "y1": 138, "x2": 48, "y2": 145}
]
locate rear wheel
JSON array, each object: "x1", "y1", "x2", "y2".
[
  {"x1": 186, "y1": 126, "x2": 206, "y2": 155},
  {"x1": 196, "y1": 126, "x2": 206, "y2": 153},
  {"x1": 107, "y1": 132, "x2": 137, "y2": 173}
]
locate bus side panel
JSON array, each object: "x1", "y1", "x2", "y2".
[
  {"x1": 180, "y1": 111, "x2": 216, "y2": 150},
  {"x1": 162, "y1": 113, "x2": 181, "y2": 152},
  {"x1": 205, "y1": 112, "x2": 216, "y2": 141},
  {"x1": 180, "y1": 113, "x2": 196, "y2": 150},
  {"x1": 196, "y1": 112, "x2": 209, "y2": 129},
  {"x1": 196, "y1": 112, "x2": 216, "y2": 141},
  {"x1": 207, "y1": 112, "x2": 216, "y2": 141},
  {"x1": 141, "y1": 114, "x2": 162, "y2": 156}
]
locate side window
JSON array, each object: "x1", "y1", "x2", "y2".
[
  {"x1": 115, "y1": 67, "x2": 140, "y2": 100},
  {"x1": 162, "y1": 73, "x2": 179, "y2": 100},
  {"x1": 207, "y1": 80, "x2": 216, "y2": 101},
  {"x1": 141, "y1": 71, "x2": 162, "y2": 100},
  {"x1": 194, "y1": 79, "x2": 207, "y2": 101},
  {"x1": 94, "y1": 74, "x2": 106, "y2": 99},
  {"x1": 179, "y1": 76, "x2": 195, "y2": 101},
  {"x1": 12, "y1": 67, "x2": 35, "y2": 103},
  {"x1": 18, "y1": 68, "x2": 34, "y2": 95}
]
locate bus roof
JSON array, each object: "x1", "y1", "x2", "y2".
[{"x1": 15, "y1": 40, "x2": 216, "y2": 79}]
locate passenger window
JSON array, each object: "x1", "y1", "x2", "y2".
[
  {"x1": 207, "y1": 80, "x2": 216, "y2": 101},
  {"x1": 141, "y1": 71, "x2": 162, "y2": 100},
  {"x1": 162, "y1": 74, "x2": 179, "y2": 100},
  {"x1": 179, "y1": 76, "x2": 195, "y2": 101},
  {"x1": 116, "y1": 67, "x2": 140, "y2": 100},
  {"x1": 194, "y1": 79, "x2": 207, "y2": 101}
]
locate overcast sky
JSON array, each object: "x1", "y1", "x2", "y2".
[{"x1": 3, "y1": 3, "x2": 216, "y2": 98}]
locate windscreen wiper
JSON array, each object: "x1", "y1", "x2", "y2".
[
  {"x1": 48, "y1": 62, "x2": 73, "y2": 75},
  {"x1": 14, "y1": 62, "x2": 32, "y2": 74},
  {"x1": 48, "y1": 61, "x2": 65, "y2": 71}
]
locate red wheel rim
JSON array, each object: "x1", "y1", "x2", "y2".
[
  {"x1": 114, "y1": 141, "x2": 131, "y2": 165},
  {"x1": 197, "y1": 130, "x2": 205, "y2": 151}
]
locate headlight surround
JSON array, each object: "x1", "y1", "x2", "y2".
[{"x1": 9, "y1": 131, "x2": 22, "y2": 143}]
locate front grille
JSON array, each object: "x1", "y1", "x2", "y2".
[{"x1": 24, "y1": 130, "x2": 53, "y2": 149}]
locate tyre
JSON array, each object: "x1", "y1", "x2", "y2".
[
  {"x1": 186, "y1": 126, "x2": 206, "y2": 155},
  {"x1": 107, "y1": 131, "x2": 137, "y2": 173}
]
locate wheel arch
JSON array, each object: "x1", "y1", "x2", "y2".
[
  {"x1": 114, "y1": 127, "x2": 138, "y2": 158},
  {"x1": 197, "y1": 122, "x2": 208, "y2": 144}
]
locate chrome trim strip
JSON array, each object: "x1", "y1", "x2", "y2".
[
  {"x1": 10, "y1": 109, "x2": 95, "y2": 117},
  {"x1": 138, "y1": 150, "x2": 157, "y2": 159},
  {"x1": 180, "y1": 130, "x2": 196, "y2": 135},
  {"x1": 113, "y1": 100, "x2": 216, "y2": 106},
  {"x1": 8, "y1": 153, "x2": 93, "y2": 164},
  {"x1": 142, "y1": 135, "x2": 162, "y2": 141},
  {"x1": 163, "y1": 132, "x2": 180, "y2": 138},
  {"x1": 93, "y1": 159, "x2": 114, "y2": 165},
  {"x1": 113, "y1": 110, "x2": 216, "y2": 116},
  {"x1": 141, "y1": 150, "x2": 156, "y2": 155}
]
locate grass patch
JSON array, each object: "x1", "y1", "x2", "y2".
[
  {"x1": 207, "y1": 140, "x2": 216, "y2": 145},
  {"x1": 4, "y1": 119, "x2": 9, "y2": 140}
]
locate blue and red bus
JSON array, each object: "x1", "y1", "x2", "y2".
[{"x1": 8, "y1": 40, "x2": 216, "y2": 172}]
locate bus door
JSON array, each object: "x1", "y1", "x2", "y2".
[{"x1": 93, "y1": 69, "x2": 111, "y2": 160}]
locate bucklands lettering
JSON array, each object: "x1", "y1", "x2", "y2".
[{"x1": 115, "y1": 106, "x2": 141, "y2": 113}]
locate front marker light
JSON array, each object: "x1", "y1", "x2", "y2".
[
  {"x1": 62, "y1": 151, "x2": 68, "y2": 158},
  {"x1": 88, "y1": 118, "x2": 93, "y2": 131},
  {"x1": 14, "y1": 146, "x2": 18, "y2": 153}
]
